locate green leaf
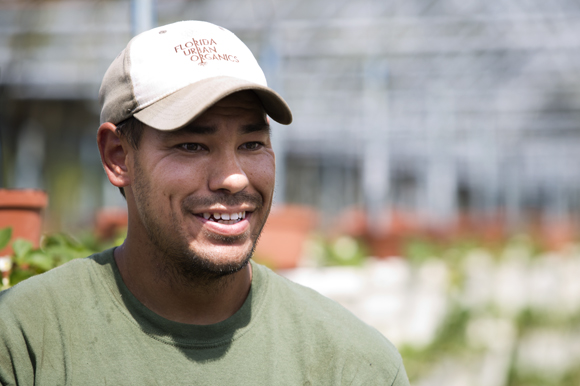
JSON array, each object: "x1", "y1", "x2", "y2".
[
  {"x1": 9, "y1": 266, "x2": 35, "y2": 286},
  {"x1": 44, "y1": 244, "x2": 88, "y2": 262},
  {"x1": 12, "y1": 239, "x2": 33, "y2": 258},
  {"x1": 27, "y1": 252, "x2": 54, "y2": 272},
  {"x1": 0, "y1": 227, "x2": 12, "y2": 251}
]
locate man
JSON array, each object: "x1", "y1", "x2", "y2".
[{"x1": 0, "y1": 21, "x2": 409, "y2": 385}]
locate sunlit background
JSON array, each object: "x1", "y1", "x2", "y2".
[{"x1": 2, "y1": 0, "x2": 580, "y2": 385}]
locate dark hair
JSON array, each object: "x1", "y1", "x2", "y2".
[{"x1": 115, "y1": 117, "x2": 144, "y2": 198}]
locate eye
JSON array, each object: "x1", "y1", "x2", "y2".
[
  {"x1": 240, "y1": 142, "x2": 263, "y2": 151},
  {"x1": 179, "y1": 143, "x2": 204, "y2": 152}
]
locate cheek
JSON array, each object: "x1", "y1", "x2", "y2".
[
  {"x1": 245, "y1": 155, "x2": 275, "y2": 192},
  {"x1": 154, "y1": 158, "x2": 207, "y2": 192}
]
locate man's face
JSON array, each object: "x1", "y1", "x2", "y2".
[{"x1": 126, "y1": 91, "x2": 274, "y2": 280}]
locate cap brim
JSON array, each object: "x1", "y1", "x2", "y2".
[{"x1": 133, "y1": 76, "x2": 292, "y2": 130}]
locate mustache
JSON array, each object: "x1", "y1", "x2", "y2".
[{"x1": 181, "y1": 191, "x2": 263, "y2": 213}]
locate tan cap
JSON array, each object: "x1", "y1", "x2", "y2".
[{"x1": 99, "y1": 21, "x2": 292, "y2": 130}]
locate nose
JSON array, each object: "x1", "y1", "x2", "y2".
[{"x1": 208, "y1": 151, "x2": 249, "y2": 194}]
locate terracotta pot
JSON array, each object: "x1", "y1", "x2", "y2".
[
  {"x1": 254, "y1": 205, "x2": 318, "y2": 270},
  {"x1": 0, "y1": 189, "x2": 48, "y2": 256},
  {"x1": 95, "y1": 208, "x2": 128, "y2": 240}
]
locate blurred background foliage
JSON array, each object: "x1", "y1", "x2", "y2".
[{"x1": 0, "y1": 226, "x2": 125, "y2": 287}]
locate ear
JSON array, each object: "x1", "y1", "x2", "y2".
[{"x1": 97, "y1": 122, "x2": 131, "y2": 188}]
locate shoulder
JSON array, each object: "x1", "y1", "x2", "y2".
[
  {"x1": 254, "y1": 263, "x2": 407, "y2": 383},
  {"x1": 257, "y1": 263, "x2": 388, "y2": 338},
  {"x1": 0, "y1": 249, "x2": 115, "y2": 353},
  {"x1": 0, "y1": 250, "x2": 115, "y2": 386}
]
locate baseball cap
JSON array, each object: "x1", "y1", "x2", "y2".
[{"x1": 99, "y1": 20, "x2": 292, "y2": 130}]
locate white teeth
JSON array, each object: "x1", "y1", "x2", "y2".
[{"x1": 200, "y1": 211, "x2": 247, "y2": 223}]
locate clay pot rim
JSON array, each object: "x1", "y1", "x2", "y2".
[{"x1": 0, "y1": 189, "x2": 48, "y2": 209}]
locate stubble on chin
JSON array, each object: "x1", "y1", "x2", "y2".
[
  {"x1": 156, "y1": 215, "x2": 265, "y2": 288},
  {"x1": 143, "y1": 193, "x2": 268, "y2": 285}
]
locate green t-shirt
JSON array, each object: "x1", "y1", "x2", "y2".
[{"x1": 0, "y1": 249, "x2": 409, "y2": 385}]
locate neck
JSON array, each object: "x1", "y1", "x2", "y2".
[{"x1": 113, "y1": 241, "x2": 253, "y2": 325}]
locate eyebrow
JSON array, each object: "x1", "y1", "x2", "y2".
[
  {"x1": 241, "y1": 123, "x2": 271, "y2": 135},
  {"x1": 179, "y1": 125, "x2": 217, "y2": 135}
]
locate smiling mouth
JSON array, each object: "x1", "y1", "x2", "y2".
[{"x1": 196, "y1": 211, "x2": 248, "y2": 225}]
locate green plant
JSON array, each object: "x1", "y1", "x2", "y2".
[
  {"x1": 0, "y1": 227, "x2": 14, "y2": 289},
  {"x1": 0, "y1": 226, "x2": 126, "y2": 290},
  {"x1": 400, "y1": 307, "x2": 472, "y2": 382},
  {"x1": 0, "y1": 227, "x2": 11, "y2": 250},
  {"x1": 324, "y1": 236, "x2": 368, "y2": 266}
]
